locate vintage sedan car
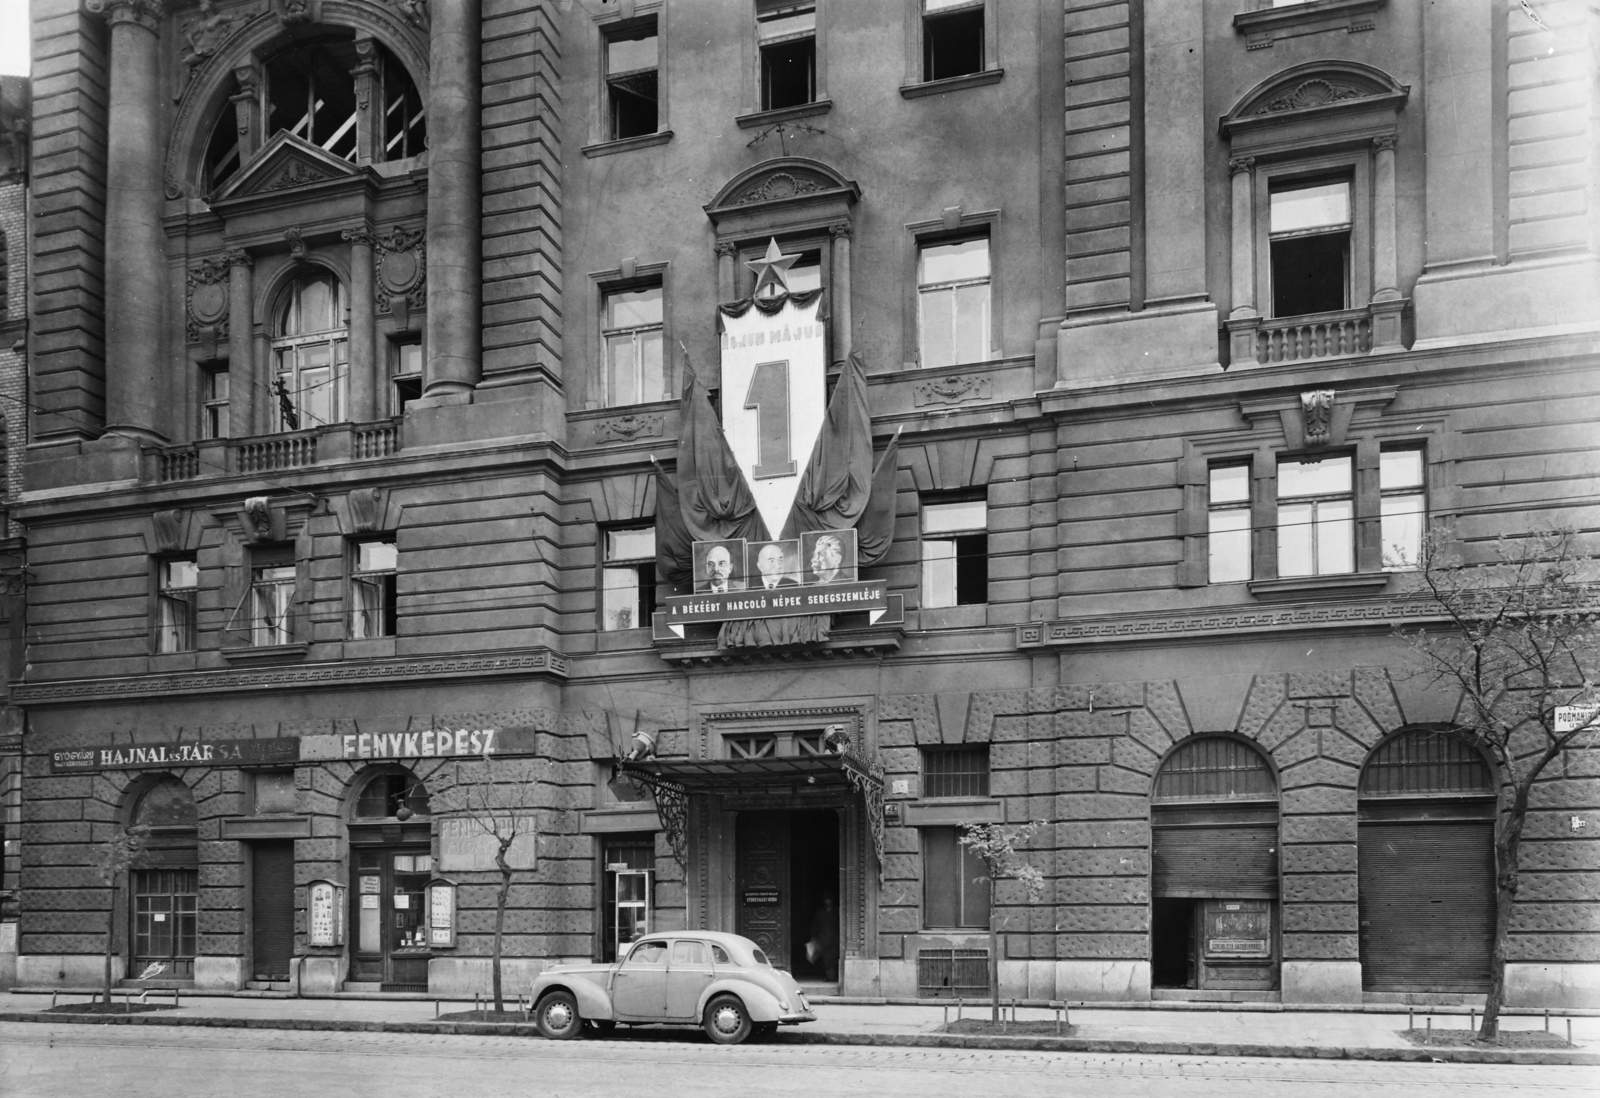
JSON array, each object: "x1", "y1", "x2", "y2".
[{"x1": 529, "y1": 931, "x2": 816, "y2": 1044}]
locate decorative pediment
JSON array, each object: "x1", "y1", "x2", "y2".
[
  {"x1": 1221, "y1": 62, "x2": 1408, "y2": 138},
  {"x1": 212, "y1": 131, "x2": 362, "y2": 201},
  {"x1": 704, "y1": 157, "x2": 859, "y2": 229}
]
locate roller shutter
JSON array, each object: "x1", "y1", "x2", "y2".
[
  {"x1": 1358, "y1": 820, "x2": 1493, "y2": 992},
  {"x1": 251, "y1": 841, "x2": 295, "y2": 981},
  {"x1": 1153, "y1": 815, "x2": 1279, "y2": 898}
]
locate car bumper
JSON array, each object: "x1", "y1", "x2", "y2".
[{"x1": 778, "y1": 1008, "x2": 816, "y2": 1024}]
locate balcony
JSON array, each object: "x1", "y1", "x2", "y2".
[
  {"x1": 148, "y1": 419, "x2": 402, "y2": 484},
  {"x1": 1226, "y1": 305, "x2": 1393, "y2": 369}
]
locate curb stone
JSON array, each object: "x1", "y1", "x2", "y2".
[{"x1": 2, "y1": 1011, "x2": 1595, "y2": 1065}]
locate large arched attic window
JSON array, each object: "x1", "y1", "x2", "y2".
[
  {"x1": 273, "y1": 272, "x2": 348, "y2": 431},
  {"x1": 205, "y1": 33, "x2": 426, "y2": 192}
]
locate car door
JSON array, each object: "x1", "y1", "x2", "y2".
[
  {"x1": 665, "y1": 938, "x2": 715, "y2": 1021},
  {"x1": 611, "y1": 939, "x2": 669, "y2": 1020}
]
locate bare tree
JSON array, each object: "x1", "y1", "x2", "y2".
[
  {"x1": 959, "y1": 820, "x2": 1046, "y2": 1022},
  {"x1": 1401, "y1": 528, "x2": 1599, "y2": 1039},
  {"x1": 97, "y1": 824, "x2": 150, "y2": 1005},
  {"x1": 428, "y1": 757, "x2": 545, "y2": 1014}
]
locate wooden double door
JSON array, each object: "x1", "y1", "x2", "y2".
[
  {"x1": 349, "y1": 844, "x2": 433, "y2": 991},
  {"x1": 735, "y1": 809, "x2": 839, "y2": 980}
]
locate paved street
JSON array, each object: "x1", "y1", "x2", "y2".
[{"x1": 3, "y1": 1023, "x2": 1594, "y2": 1098}]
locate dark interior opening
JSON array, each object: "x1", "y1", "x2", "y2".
[
  {"x1": 608, "y1": 71, "x2": 659, "y2": 140},
  {"x1": 954, "y1": 531, "x2": 988, "y2": 605},
  {"x1": 1151, "y1": 897, "x2": 1195, "y2": 988},
  {"x1": 762, "y1": 38, "x2": 816, "y2": 111},
  {"x1": 788, "y1": 808, "x2": 839, "y2": 983},
  {"x1": 1271, "y1": 232, "x2": 1349, "y2": 318},
  {"x1": 924, "y1": 8, "x2": 985, "y2": 81}
]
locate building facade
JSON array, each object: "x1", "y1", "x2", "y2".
[{"x1": 7, "y1": 0, "x2": 1598, "y2": 1006}]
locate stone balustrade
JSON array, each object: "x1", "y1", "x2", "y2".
[{"x1": 145, "y1": 419, "x2": 403, "y2": 484}]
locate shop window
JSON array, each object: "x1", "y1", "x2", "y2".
[
  {"x1": 349, "y1": 539, "x2": 398, "y2": 639},
  {"x1": 1269, "y1": 179, "x2": 1352, "y2": 318},
  {"x1": 758, "y1": 2, "x2": 817, "y2": 111},
  {"x1": 921, "y1": 497, "x2": 987, "y2": 608},
  {"x1": 601, "y1": 526, "x2": 657, "y2": 631},
  {"x1": 917, "y1": 236, "x2": 990, "y2": 369},
  {"x1": 601, "y1": 283, "x2": 665, "y2": 406},
  {"x1": 273, "y1": 272, "x2": 349, "y2": 431},
  {"x1": 923, "y1": 0, "x2": 984, "y2": 81},
  {"x1": 202, "y1": 366, "x2": 229, "y2": 440},
  {"x1": 922, "y1": 745, "x2": 989, "y2": 798},
  {"x1": 1380, "y1": 448, "x2": 1425, "y2": 571},
  {"x1": 601, "y1": 834, "x2": 655, "y2": 962},
  {"x1": 922, "y1": 826, "x2": 990, "y2": 928},
  {"x1": 155, "y1": 558, "x2": 199, "y2": 654},
  {"x1": 1277, "y1": 454, "x2": 1353, "y2": 578},
  {"x1": 132, "y1": 868, "x2": 198, "y2": 977},
  {"x1": 605, "y1": 19, "x2": 660, "y2": 140},
  {"x1": 248, "y1": 546, "x2": 296, "y2": 647},
  {"x1": 355, "y1": 771, "x2": 430, "y2": 819},
  {"x1": 390, "y1": 338, "x2": 422, "y2": 415},
  {"x1": 1207, "y1": 465, "x2": 1252, "y2": 584}
]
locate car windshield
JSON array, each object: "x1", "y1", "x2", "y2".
[
  {"x1": 750, "y1": 948, "x2": 772, "y2": 967},
  {"x1": 625, "y1": 941, "x2": 667, "y2": 965}
]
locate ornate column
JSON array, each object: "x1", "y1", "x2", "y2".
[
  {"x1": 224, "y1": 248, "x2": 255, "y2": 438},
  {"x1": 1224, "y1": 156, "x2": 1261, "y2": 367},
  {"x1": 423, "y1": 0, "x2": 483, "y2": 399},
  {"x1": 231, "y1": 63, "x2": 262, "y2": 163},
  {"x1": 342, "y1": 226, "x2": 379, "y2": 423},
  {"x1": 91, "y1": 0, "x2": 169, "y2": 441},
  {"x1": 351, "y1": 37, "x2": 380, "y2": 167},
  {"x1": 1369, "y1": 134, "x2": 1406, "y2": 351},
  {"x1": 830, "y1": 223, "x2": 852, "y2": 366},
  {"x1": 715, "y1": 242, "x2": 737, "y2": 303}
]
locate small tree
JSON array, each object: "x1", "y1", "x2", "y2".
[
  {"x1": 97, "y1": 824, "x2": 150, "y2": 1004},
  {"x1": 1401, "y1": 528, "x2": 1599, "y2": 1039},
  {"x1": 428, "y1": 758, "x2": 545, "y2": 1014},
  {"x1": 959, "y1": 820, "x2": 1046, "y2": 1022}
]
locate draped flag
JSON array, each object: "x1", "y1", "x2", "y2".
[
  {"x1": 782, "y1": 350, "x2": 872, "y2": 539},
  {"x1": 674, "y1": 358, "x2": 769, "y2": 545},
  {"x1": 651, "y1": 456, "x2": 695, "y2": 588},
  {"x1": 855, "y1": 426, "x2": 902, "y2": 567}
]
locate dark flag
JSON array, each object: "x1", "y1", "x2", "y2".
[
  {"x1": 676, "y1": 358, "x2": 769, "y2": 544},
  {"x1": 651, "y1": 456, "x2": 695, "y2": 589},
  {"x1": 856, "y1": 426, "x2": 902, "y2": 567},
  {"x1": 783, "y1": 350, "x2": 872, "y2": 538}
]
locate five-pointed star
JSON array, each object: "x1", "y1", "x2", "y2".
[{"x1": 746, "y1": 237, "x2": 800, "y2": 299}]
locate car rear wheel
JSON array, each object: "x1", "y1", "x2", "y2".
[
  {"x1": 703, "y1": 995, "x2": 752, "y2": 1045},
  {"x1": 534, "y1": 991, "x2": 583, "y2": 1040}
]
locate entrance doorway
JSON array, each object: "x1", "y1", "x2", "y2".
[
  {"x1": 735, "y1": 809, "x2": 839, "y2": 983},
  {"x1": 349, "y1": 845, "x2": 433, "y2": 991},
  {"x1": 251, "y1": 841, "x2": 295, "y2": 981}
]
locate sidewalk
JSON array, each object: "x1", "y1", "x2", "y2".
[{"x1": 2, "y1": 989, "x2": 1597, "y2": 1066}]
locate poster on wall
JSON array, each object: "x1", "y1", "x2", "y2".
[{"x1": 438, "y1": 816, "x2": 538, "y2": 872}]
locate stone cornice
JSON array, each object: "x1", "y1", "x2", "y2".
[{"x1": 11, "y1": 648, "x2": 569, "y2": 707}]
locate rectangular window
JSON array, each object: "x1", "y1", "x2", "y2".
[
  {"x1": 923, "y1": 827, "x2": 990, "y2": 929},
  {"x1": 250, "y1": 549, "x2": 296, "y2": 647},
  {"x1": 922, "y1": 745, "x2": 989, "y2": 798},
  {"x1": 921, "y1": 498, "x2": 987, "y2": 608},
  {"x1": 350, "y1": 539, "x2": 398, "y2": 639},
  {"x1": 1380, "y1": 448, "x2": 1426, "y2": 571},
  {"x1": 918, "y1": 237, "x2": 991, "y2": 369},
  {"x1": 601, "y1": 527, "x2": 657, "y2": 631},
  {"x1": 923, "y1": 0, "x2": 984, "y2": 81},
  {"x1": 1269, "y1": 179, "x2": 1351, "y2": 318},
  {"x1": 758, "y1": 2, "x2": 816, "y2": 111},
  {"x1": 1277, "y1": 455, "x2": 1354, "y2": 577},
  {"x1": 391, "y1": 339, "x2": 422, "y2": 415},
  {"x1": 605, "y1": 20, "x2": 659, "y2": 140},
  {"x1": 202, "y1": 368, "x2": 229, "y2": 440},
  {"x1": 1208, "y1": 465, "x2": 1252, "y2": 584},
  {"x1": 601, "y1": 834, "x2": 655, "y2": 962},
  {"x1": 133, "y1": 868, "x2": 198, "y2": 976},
  {"x1": 602, "y1": 284, "x2": 666, "y2": 407},
  {"x1": 156, "y1": 558, "x2": 198, "y2": 654}
]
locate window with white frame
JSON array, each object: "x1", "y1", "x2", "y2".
[
  {"x1": 923, "y1": 0, "x2": 984, "y2": 81},
  {"x1": 921, "y1": 497, "x2": 987, "y2": 607},
  {"x1": 1277, "y1": 455, "x2": 1354, "y2": 578},
  {"x1": 917, "y1": 237, "x2": 990, "y2": 369},
  {"x1": 601, "y1": 527, "x2": 657, "y2": 631},
  {"x1": 758, "y1": 1, "x2": 816, "y2": 111},
  {"x1": 202, "y1": 367, "x2": 229, "y2": 440},
  {"x1": 1380, "y1": 448, "x2": 1425, "y2": 571},
  {"x1": 249, "y1": 548, "x2": 296, "y2": 647},
  {"x1": 604, "y1": 19, "x2": 659, "y2": 140},
  {"x1": 156, "y1": 558, "x2": 198, "y2": 654},
  {"x1": 602, "y1": 284, "x2": 665, "y2": 406},
  {"x1": 273, "y1": 273, "x2": 348, "y2": 431},
  {"x1": 1269, "y1": 179, "x2": 1351, "y2": 318},
  {"x1": 350, "y1": 539, "x2": 398, "y2": 639},
  {"x1": 1207, "y1": 464, "x2": 1252, "y2": 584}
]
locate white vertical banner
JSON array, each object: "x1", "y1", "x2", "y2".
[{"x1": 718, "y1": 296, "x2": 827, "y2": 538}]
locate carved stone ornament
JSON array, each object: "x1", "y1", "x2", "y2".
[
  {"x1": 177, "y1": 1, "x2": 259, "y2": 97},
  {"x1": 732, "y1": 171, "x2": 829, "y2": 206},
  {"x1": 1253, "y1": 78, "x2": 1368, "y2": 115},
  {"x1": 1301, "y1": 389, "x2": 1336, "y2": 447},
  {"x1": 273, "y1": 0, "x2": 319, "y2": 24},
  {"x1": 242, "y1": 496, "x2": 275, "y2": 542},
  {"x1": 266, "y1": 158, "x2": 328, "y2": 190},
  {"x1": 186, "y1": 256, "x2": 232, "y2": 346},
  {"x1": 152, "y1": 509, "x2": 187, "y2": 554},
  {"x1": 912, "y1": 374, "x2": 993, "y2": 408},
  {"x1": 86, "y1": 0, "x2": 166, "y2": 32},
  {"x1": 285, "y1": 227, "x2": 307, "y2": 260},
  {"x1": 374, "y1": 224, "x2": 426, "y2": 318},
  {"x1": 595, "y1": 413, "x2": 664, "y2": 444},
  {"x1": 386, "y1": 0, "x2": 428, "y2": 28}
]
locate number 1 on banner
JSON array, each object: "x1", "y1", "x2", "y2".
[{"x1": 744, "y1": 359, "x2": 796, "y2": 480}]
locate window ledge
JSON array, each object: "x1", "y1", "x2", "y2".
[
  {"x1": 735, "y1": 100, "x2": 834, "y2": 129},
  {"x1": 902, "y1": 798, "x2": 1002, "y2": 827},
  {"x1": 1233, "y1": 0, "x2": 1383, "y2": 46},
  {"x1": 899, "y1": 68, "x2": 1005, "y2": 99},
  {"x1": 1248, "y1": 572, "x2": 1391, "y2": 600},
  {"x1": 581, "y1": 130, "x2": 674, "y2": 159},
  {"x1": 219, "y1": 642, "x2": 310, "y2": 665}
]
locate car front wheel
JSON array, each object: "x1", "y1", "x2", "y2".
[
  {"x1": 703, "y1": 995, "x2": 752, "y2": 1045},
  {"x1": 534, "y1": 991, "x2": 583, "y2": 1040}
]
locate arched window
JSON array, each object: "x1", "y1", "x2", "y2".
[
  {"x1": 1153, "y1": 736, "x2": 1276, "y2": 802},
  {"x1": 273, "y1": 272, "x2": 348, "y2": 431},
  {"x1": 1359, "y1": 729, "x2": 1493, "y2": 797},
  {"x1": 205, "y1": 34, "x2": 427, "y2": 192},
  {"x1": 129, "y1": 777, "x2": 199, "y2": 979},
  {"x1": 354, "y1": 769, "x2": 429, "y2": 819}
]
